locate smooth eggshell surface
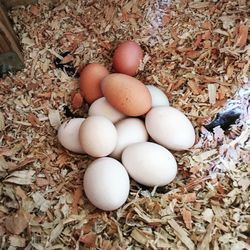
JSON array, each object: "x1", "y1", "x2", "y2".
[
  {"x1": 111, "y1": 118, "x2": 148, "y2": 159},
  {"x1": 146, "y1": 85, "x2": 169, "y2": 107},
  {"x1": 80, "y1": 64, "x2": 109, "y2": 103},
  {"x1": 57, "y1": 118, "x2": 85, "y2": 154},
  {"x1": 79, "y1": 116, "x2": 117, "y2": 157},
  {"x1": 83, "y1": 157, "x2": 130, "y2": 211},
  {"x1": 102, "y1": 73, "x2": 152, "y2": 116},
  {"x1": 122, "y1": 142, "x2": 177, "y2": 187},
  {"x1": 88, "y1": 97, "x2": 125, "y2": 123},
  {"x1": 113, "y1": 41, "x2": 143, "y2": 76},
  {"x1": 145, "y1": 107, "x2": 195, "y2": 151}
]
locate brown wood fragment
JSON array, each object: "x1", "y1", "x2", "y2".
[
  {"x1": 181, "y1": 207, "x2": 192, "y2": 230},
  {"x1": 236, "y1": 24, "x2": 248, "y2": 47}
]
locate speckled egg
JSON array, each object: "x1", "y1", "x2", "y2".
[{"x1": 101, "y1": 73, "x2": 152, "y2": 116}]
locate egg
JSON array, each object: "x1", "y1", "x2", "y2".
[
  {"x1": 122, "y1": 142, "x2": 177, "y2": 187},
  {"x1": 111, "y1": 118, "x2": 148, "y2": 159},
  {"x1": 113, "y1": 41, "x2": 143, "y2": 76},
  {"x1": 79, "y1": 116, "x2": 117, "y2": 157},
  {"x1": 88, "y1": 97, "x2": 126, "y2": 123},
  {"x1": 80, "y1": 64, "x2": 109, "y2": 103},
  {"x1": 101, "y1": 73, "x2": 152, "y2": 116},
  {"x1": 145, "y1": 107, "x2": 195, "y2": 151},
  {"x1": 57, "y1": 118, "x2": 85, "y2": 154},
  {"x1": 83, "y1": 157, "x2": 130, "y2": 211},
  {"x1": 146, "y1": 85, "x2": 169, "y2": 107}
]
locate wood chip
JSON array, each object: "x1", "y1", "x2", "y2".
[
  {"x1": 167, "y1": 219, "x2": 195, "y2": 250},
  {"x1": 181, "y1": 208, "x2": 192, "y2": 230},
  {"x1": 4, "y1": 210, "x2": 30, "y2": 235},
  {"x1": 48, "y1": 109, "x2": 61, "y2": 129},
  {"x1": 9, "y1": 235, "x2": 26, "y2": 247},
  {"x1": 236, "y1": 24, "x2": 248, "y2": 47},
  {"x1": 208, "y1": 84, "x2": 217, "y2": 104},
  {"x1": 4, "y1": 170, "x2": 35, "y2": 185},
  {"x1": 0, "y1": 111, "x2": 5, "y2": 131}
]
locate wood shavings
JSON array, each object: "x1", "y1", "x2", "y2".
[
  {"x1": 0, "y1": 0, "x2": 248, "y2": 249},
  {"x1": 9, "y1": 235, "x2": 26, "y2": 248},
  {"x1": 208, "y1": 84, "x2": 217, "y2": 104},
  {"x1": 202, "y1": 208, "x2": 214, "y2": 223},
  {"x1": 4, "y1": 210, "x2": 30, "y2": 235},
  {"x1": 48, "y1": 109, "x2": 61, "y2": 129},
  {"x1": 4, "y1": 170, "x2": 35, "y2": 185},
  {"x1": 168, "y1": 219, "x2": 195, "y2": 250},
  {"x1": 0, "y1": 111, "x2": 4, "y2": 131}
]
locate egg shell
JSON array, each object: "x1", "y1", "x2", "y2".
[
  {"x1": 101, "y1": 73, "x2": 152, "y2": 116},
  {"x1": 79, "y1": 116, "x2": 117, "y2": 157},
  {"x1": 57, "y1": 118, "x2": 85, "y2": 154},
  {"x1": 111, "y1": 118, "x2": 148, "y2": 159},
  {"x1": 88, "y1": 97, "x2": 126, "y2": 123},
  {"x1": 80, "y1": 64, "x2": 109, "y2": 104},
  {"x1": 83, "y1": 157, "x2": 130, "y2": 211},
  {"x1": 122, "y1": 142, "x2": 177, "y2": 187},
  {"x1": 146, "y1": 85, "x2": 169, "y2": 107},
  {"x1": 113, "y1": 41, "x2": 143, "y2": 76},
  {"x1": 145, "y1": 106, "x2": 195, "y2": 151}
]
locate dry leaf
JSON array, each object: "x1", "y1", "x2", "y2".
[
  {"x1": 4, "y1": 170, "x2": 35, "y2": 185},
  {"x1": 48, "y1": 109, "x2": 61, "y2": 129},
  {"x1": 4, "y1": 210, "x2": 30, "y2": 235}
]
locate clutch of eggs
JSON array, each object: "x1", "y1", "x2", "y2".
[{"x1": 57, "y1": 41, "x2": 196, "y2": 211}]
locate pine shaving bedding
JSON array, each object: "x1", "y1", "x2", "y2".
[{"x1": 0, "y1": 0, "x2": 249, "y2": 249}]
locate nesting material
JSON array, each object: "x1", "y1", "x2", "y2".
[{"x1": 0, "y1": 0, "x2": 249, "y2": 249}]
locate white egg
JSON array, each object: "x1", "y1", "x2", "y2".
[
  {"x1": 79, "y1": 116, "x2": 117, "y2": 157},
  {"x1": 145, "y1": 106, "x2": 195, "y2": 151},
  {"x1": 89, "y1": 97, "x2": 126, "y2": 123},
  {"x1": 122, "y1": 142, "x2": 177, "y2": 187},
  {"x1": 83, "y1": 157, "x2": 130, "y2": 211},
  {"x1": 146, "y1": 85, "x2": 169, "y2": 107},
  {"x1": 111, "y1": 118, "x2": 148, "y2": 159},
  {"x1": 57, "y1": 118, "x2": 85, "y2": 154}
]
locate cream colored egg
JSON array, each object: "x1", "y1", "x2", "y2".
[
  {"x1": 83, "y1": 157, "x2": 130, "y2": 211},
  {"x1": 57, "y1": 118, "x2": 85, "y2": 154},
  {"x1": 122, "y1": 142, "x2": 177, "y2": 187},
  {"x1": 79, "y1": 116, "x2": 117, "y2": 157},
  {"x1": 111, "y1": 118, "x2": 148, "y2": 159},
  {"x1": 145, "y1": 107, "x2": 195, "y2": 151},
  {"x1": 88, "y1": 97, "x2": 125, "y2": 123},
  {"x1": 146, "y1": 85, "x2": 169, "y2": 107}
]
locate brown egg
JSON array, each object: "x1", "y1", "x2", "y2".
[
  {"x1": 80, "y1": 64, "x2": 109, "y2": 104},
  {"x1": 113, "y1": 41, "x2": 143, "y2": 76},
  {"x1": 101, "y1": 73, "x2": 151, "y2": 116}
]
